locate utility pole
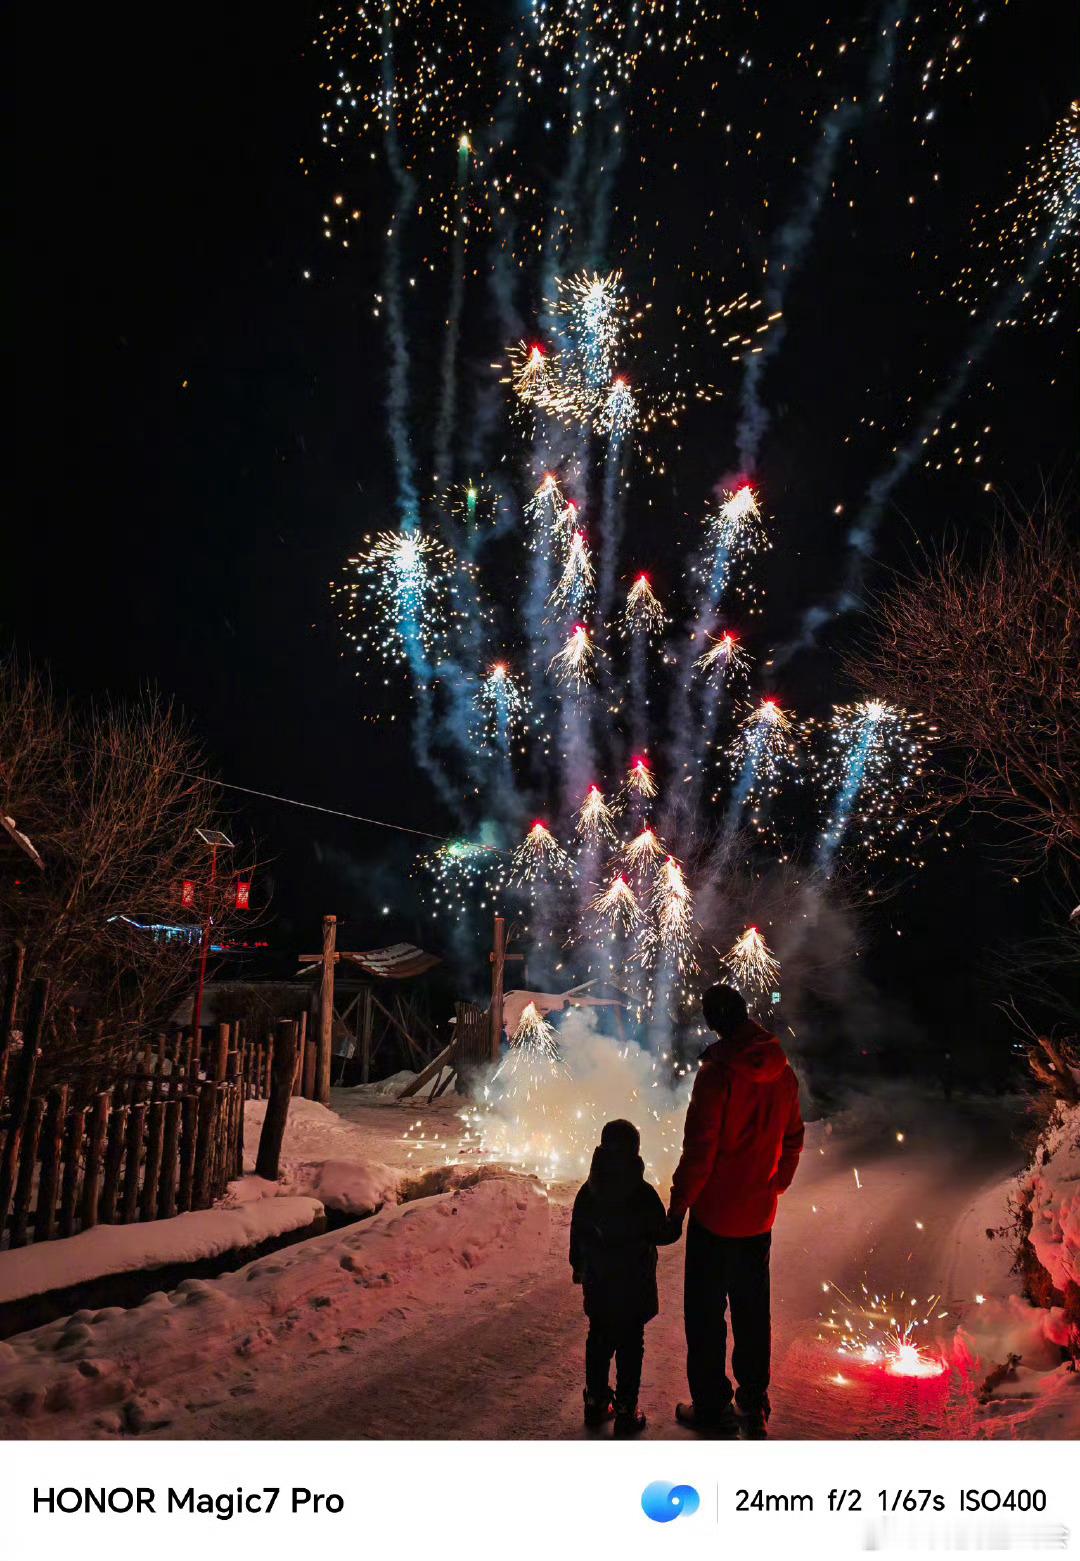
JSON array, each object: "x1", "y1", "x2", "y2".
[
  {"x1": 190, "y1": 828, "x2": 234, "y2": 1041},
  {"x1": 488, "y1": 914, "x2": 505, "y2": 1062},
  {"x1": 317, "y1": 914, "x2": 337, "y2": 1105}
]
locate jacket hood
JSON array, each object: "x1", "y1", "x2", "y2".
[
  {"x1": 587, "y1": 1140, "x2": 645, "y2": 1204},
  {"x1": 702, "y1": 1020, "x2": 788, "y2": 1084}
]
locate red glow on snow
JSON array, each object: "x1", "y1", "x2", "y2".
[{"x1": 885, "y1": 1343, "x2": 946, "y2": 1380}]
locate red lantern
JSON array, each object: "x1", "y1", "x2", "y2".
[
  {"x1": 235, "y1": 880, "x2": 251, "y2": 911},
  {"x1": 181, "y1": 880, "x2": 196, "y2": 909}
]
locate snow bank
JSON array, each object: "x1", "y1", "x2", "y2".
[
  {"x1": 0, "y1": 1199, "x2": 323, "y2": 1308},
  {"x1": 241, "y1": 1096, "x2": 401, "y2": 1215},
  {"x1": 0, "y1": 1174, "x2": 549, "y2": 1438},
  {"x1": 1021, "y1": 1100, "x2": 1080, "y2": 1301}
]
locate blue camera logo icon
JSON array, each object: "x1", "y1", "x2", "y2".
[{"x1": 641, "y1": 1481, "x2": 700, "y2": 1523}]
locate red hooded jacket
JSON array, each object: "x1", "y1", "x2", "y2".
[{"x1": 669, "y1": 1019, "x2": 804, "y2": 1238}]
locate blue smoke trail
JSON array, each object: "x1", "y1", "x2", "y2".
[
  {"x1": 433, "y1": 143, "x2": 471, "y2": 485},
  {"x1": 735, "y1": 0, "x2": 907, "y2": 471},
  {"x1": 817, "y1": 718, "x2": 875, "y2": 868}
]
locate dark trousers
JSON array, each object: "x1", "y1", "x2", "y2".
[
  {"x1": 684, "y1": 1220, "x2": 772, "y2": 1416},
  {"x1": 585, "y1": 1314, "x2": 646, "y2": 1408}
]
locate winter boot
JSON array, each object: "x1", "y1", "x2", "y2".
[
  {"x1": 738, "y1": 1405, "x2": 769, "y2": 1439},
  {"x1": 675, "y1": 1400, "x2": 739, "y2": 1437},
  {"x1": 583, "y1": 1388, "x2": 615, "y2": 1428},
  {"x1": 613, "y1": 1402, "x2": 647, "y2": 1438}
]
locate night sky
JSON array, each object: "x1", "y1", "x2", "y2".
[{"x1": 11, "y1": 2, "x2": 1078, "y2": 1069}]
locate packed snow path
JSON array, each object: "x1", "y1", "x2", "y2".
[
  {"x1": 2, "y1": 1092, "x2": 1044, "y2": 1440},
  {"x1": 246, "y1": 1098, "x2": 1019, "y2": 1441}
]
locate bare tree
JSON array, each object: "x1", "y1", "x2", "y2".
[
  {"x1": 847, "y1": 499, "x2": 1079, "y2": 869},
  {"x1": 0, "y1": 659, "x2": 252, "y2": 1090}
]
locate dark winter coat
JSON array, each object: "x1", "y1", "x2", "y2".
[
  {"x1": 668, "y1": 1018, "x2": 804, "y2": 1238},
  {"x1": 569, "y1": 1142, "x2": 679, "y2": 1324}
]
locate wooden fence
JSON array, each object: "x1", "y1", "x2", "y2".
[{"x1": 0, "y1": 999, "x2": 297, "y2": 1251}]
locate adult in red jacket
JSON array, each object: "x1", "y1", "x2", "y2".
[{"x1": 668, "y1": 983, "x2": 804, "y2": 1437}]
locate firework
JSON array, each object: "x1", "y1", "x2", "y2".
[
  {"x1": 476, "y1": 660, "x2": 527, "y2": 744},
  {"x1": 548, "y1": 529, "x2": 595, "y2": 612},
  {"x1": 951, "y1": 100, "x2": 1079, "y2": 330},
  {"x1": 626, "y1": 755, "x2": 658, "y2": 800},
  {"x1": 695, "y1": 629, "x2": 750, "y2": 680},
  {"x1": 820, "y1": 1282, "x2": 947, "y2": 1381},
  {"x1": 493, "y1": 1000, "x2": 567, "y2": 1094},
  {"x1": 524, "y1": 472, "x2": 565, "y2": 548},
  {"x1": 710, "y1": 483, "x2": 766, "y2": 560},
  {"x1": 729, "y1": 697, "x2": 797, "y2": 804},
  {"x1": 556, "y1": 269, "x2": 626, "y2": 389},
  {"x1": 337, "y1": 528, "x2": 467, "y2": 669},
  {"x1": 623, "y1": 825, "x2": 664, "y2": 878},
  {"x1": 817, "y1": 699, "x2": 928, "y2": 861},
  {"x1": 589, "y1": 873, "x2": 641, "y2": 933},
  {"x1": 510, "y1": 820, "x2": 574, "y2": 884},
  {"x1": 548, "y1": 623, "x2": 595, "y2": 688},
  {"x1": 624, "y1": 572, "x2": 665, "y2": 636},
  {"x1": 511, "y1": 341, "x2": 553, "y2": 403},
  {"x1": 417, "y1": 837, "x2": 507, "y2": 919},
  {"x1": 725, "y1": 925, "x2": 780, "y2": 1000},
  {"x1": 575, "y1": 784, "x2": 617, "y2": 845},
  {"x1": 596, "y1": 375, "x2": 637, "y2": 442},
  {"x1": 652, "y1": 856, "x2": 695, "y2": 968}
]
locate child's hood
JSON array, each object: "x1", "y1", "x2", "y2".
[{"x1": 586, "y1": 1140, "x2": 646, "y2": 1206}]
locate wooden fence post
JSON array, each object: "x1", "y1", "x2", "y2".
[
  {"x1": 59, "y1": 1106, "x2": 86, "y2": 1238},
  {"x1": 317, "y1": 915, "x2": 336, "y2": 1105},
  {"x1": 80, "y1": 1092, "x2": 110, "y2": 1230},
  {"x1": 360, "y1": 986, "x2": 373, "y2": 1084},
  {"x1": 256, "y1": 1020, "x2": 298, "y2": 1180},
  {"x1": 192, "y1": 1080, "x2": 217, "y2": 1209},
  {"x1": 178, "y1": 1092, "x2": 198, "y2": 1212},
  {"x1": 140, "y1": 1101, "x2": 166, "y2": 1220},
  {"x1": 292, "y1": 1011, "x2": 307, "y2": 1095},
  {"x1": 0, "y1": 976, "x2": 48, "y2": 1234},
  {"x1": 9, "y1": 1096, "x2": 45, "y2": 1247},
  {"x1": 121, "y1": 1102, "x2": 146, "y2": 1222},
  {"x1": 158, "y1": 1099, "x2": 181, "y2": 1219},
  {"x1": 100, "y1": 1097, "x2": 126, "y2": 1225},
  {"x1": 36, "y1": 1085, "x2": 69, "y2": 1240}
]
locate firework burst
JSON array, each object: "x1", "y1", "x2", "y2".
[
  {"x1": 696, "y1": 629, "x2": 750, "y2": 681},
  {"x1": 589, "y1": 873, "x2": 641, "y2": 933},
  {"x1": 820, "y1": 1281, "x2": 948, "y2": 1381},
  {"x1": 725, "y1": 925, "x2": 780, "y2": 1001},
  {"x1": 548, "y1": 529, "x2": 595, "y2": 612},
  {"x1": 510, "y1": 820, "x2": 574, "y2": 884},
  {"x1": 816, "y1": 700, "x2": 929, "y2": 861},
  {"x1": 729, "y1": 697, "x2": 797, "y2": 805},
  {"x1": 337, "y1": 528, "x2": 468, "y2": 669},
  {"x1": 623, "y1": 825, "x2": 665, "y2": 879},
  {"x1": 652, "y1": 856, "x2": 696, "y2": 969},
  {"x1": 475, "y1": 660, "x2": 527, "y2": 744},
  {"x1": 548, "y1": 623, "x2": 595, "y2": 688},
  {"x1": 624, "y1": 572, "x2": 666, "y2": 636},
  {"x1": 576, "y1": 784, "x2": 617, "y2": 845},
  {"x1": 626, "y1": 756, "x2": 658, "y2": 800}
]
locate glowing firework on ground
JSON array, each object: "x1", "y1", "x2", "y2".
[
  {"x1": 338, "y1": 528, "x2": 465, "y2": 668},
  {"x1": 548, "y1": 623, "x2": 595, "y2": 688},
  {"x1": 576, "y1": 784, "x2": 617, "y2": 845},
  {"x1": 493, "y1": 1001, "x2": 567, "y2": 1094},
  {"x1": 510, "y1": 820, "x2": 574, "y2": 884},
  {"x1": 696, "y1": 629, "x2": 750, "y2": 681},
  {"x1": 626, "y1": 756, "x2": 658, "y2": 800},
  {"x1": 476, "y1": 660, "x2": 527, "y2": 744},
  {"x1": 730, "y1": 697, "x2": 797, "y2": 803},
  {"x1": 725, "y1": 926, "x2": 780, "y2": 1001},
  {"x1": 548, "y1": 530, "x2": 595, "y2": 612},
  {"x1": 820, "y1": 1282, "x2": 948, "y2": 1380},
  {"x1": 623, "y1": 825, "x2": 664, "y2": 879},
  {"x1": 816, "y1": 700, "x2": 927, "y2": 861},
  {"x1": 589, "y1": 873, "x2": 641, "y2": 933},
  {"x1": 624, "y1": 573, "x2": 665, "y2": 636}
]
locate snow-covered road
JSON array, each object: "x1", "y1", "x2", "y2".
[
  {"x1": 6, "y1": 1089, "x2": 1066, "y2": 1441},
  {"x1": 169, "y1": 1096, "x2": 1026, "y2": 1440}
]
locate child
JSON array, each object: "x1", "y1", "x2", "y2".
[{"x1": 570, "y1": 1118, "x2": 680, "y2": 1437}]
